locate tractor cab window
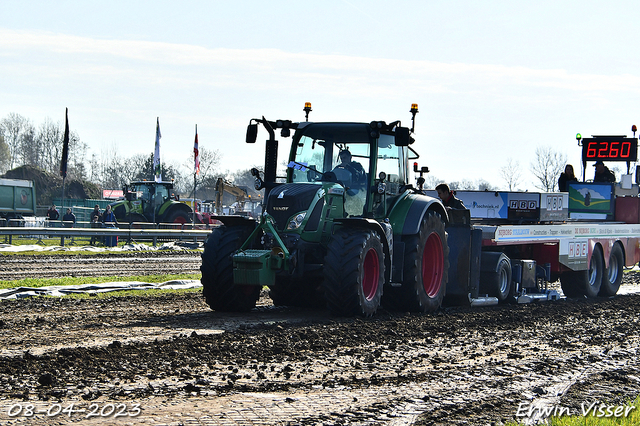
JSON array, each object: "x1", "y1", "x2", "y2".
[
  {"x1": 290, "y1": 136, "x2": 328, "y2": 183},
  {"x1": 376, "y1": 134, "x2": 406, "y2": 195}
]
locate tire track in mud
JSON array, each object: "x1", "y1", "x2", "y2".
[{"x1": 0, "y1": 253, "x2": 203, "y2": 279}]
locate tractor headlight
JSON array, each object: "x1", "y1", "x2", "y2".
[{"x1": 287, "y1": 212, "x2": 307, "y2": 230}]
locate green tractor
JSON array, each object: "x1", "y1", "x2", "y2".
[
  {"x1": 110, "y1": 180, "x2": 193, "y2": 224},
  {"x1": 201, "y1": 103, "x2": 450, "y2": 316}
]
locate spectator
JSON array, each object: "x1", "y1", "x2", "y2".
[
  {"x1": 102, "y1": 205, "x2": 118, "y2": 247},
  {"x1": 90, "y1": 205, "x2": 102, "y2": 245},
  {"x1": 46, "y1": 205, "x2": 59, "y2": 221},
  {"x1": 101, "y1": 205, "x2": 117, "y2": 226},
  {"x1": 62, "y1": 208, "x2": 76, "y2": 228}
]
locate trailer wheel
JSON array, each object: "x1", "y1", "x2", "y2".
[
  {"x1": 383, "y1": 213, "x2": 448, "y2": 313},
  {"x1": 600, "y1": 244, "x2": 624, "y2": 296},
  {"x1": 323, "y1": 228, "x2": 384, "y2": 316},
  {"x1": 201, "y1": 225, "x2": 260, "y2": 312},
  {"x1": 480, "y1": 253, "x2": 514, "y2": 303},
  {"x1": 560, "y1": 245, "x2": 604, "y2": 298}
]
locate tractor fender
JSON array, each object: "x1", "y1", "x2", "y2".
[
  {"x1": 334, "y1": 217, "x2": 392, "y2": 283},
  {"x1": 390, "y1": 193, "x2": 448, "y2": 236}
]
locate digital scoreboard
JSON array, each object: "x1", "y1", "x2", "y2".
[{"x1": 581, "y1": 136, "x2": 638, "y2": 162}]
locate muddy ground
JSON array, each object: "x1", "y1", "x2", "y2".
[{"x1": 0, "y1": 252, "x2": 639, "y2": 425}]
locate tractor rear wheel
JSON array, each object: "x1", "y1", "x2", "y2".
[
  {"x1": 323, "y1": 228, "x2": 384, "y2": 316},
  {"x1": 166, "y1": 210, "x2": 191, "y2": 224},
  {"x1": 201, "y1": 225, "x2": 260, "y2": 312},
  {"x1": 383, "y1": 213, "x2": 448, "y2": 313}
]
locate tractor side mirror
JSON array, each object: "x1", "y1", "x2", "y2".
[
  {"x1": 395, "y1": 127, "x2": 411, "y2": 146},
  {"x1": 246, "y1": 123, "x2": 258, "y2": 143}
]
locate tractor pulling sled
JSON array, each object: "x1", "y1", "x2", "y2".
[{"x1": 200, "y1": 103, "x2": 640, "y2": 316}]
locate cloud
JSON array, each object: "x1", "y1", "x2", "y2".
[{"x1": 3, "y1": 28, "x2": 640, "y2": 98}]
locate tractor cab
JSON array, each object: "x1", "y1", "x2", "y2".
[{"x1": 286, "y1": 122, "x2": 413, "y2": 218}]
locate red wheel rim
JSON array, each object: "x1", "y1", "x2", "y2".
[
  {"x1": 173, "y1": 216, "x2": 187, "y2": 224},
  {"x1": 422, "y1": 232, "x2": 444, "y2": 297},
  {"x1": 362, "y1": 248, "x2": 380, "y2": 301}
]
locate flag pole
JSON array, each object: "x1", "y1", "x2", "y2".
[
  {"x1": 60, "y1": 108, "x2": 70, "y2": 221},
  {"x1": 193, "y1": 124, "x2": 198, "y2": 226}
]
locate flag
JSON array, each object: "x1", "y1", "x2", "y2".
[
  {"x1": 154, "y1": 117, "x2": 162, "y2": 182},
  {"x1": 194, "y1": 125, "x2": 200, "y2": 175},
  {"x1": 59, "y1": 108, "x2": 69, "y2": 178}
]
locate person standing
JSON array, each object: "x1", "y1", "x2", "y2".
[
  {"x1": 62, "y1": 208, "x2": 76, "y2": 227},
  {"x1": 90, "y1": 205, "x2": 102, "y2": 245},
  {"x1": 102, "y1": 205, "x2": 118, "y2": 247},
  {"x1": 558, "y1": 164, "x2": 578, "y2": 191},
  {"x1": 46, "y1": 205, "x2": 59, "y2": 221}
]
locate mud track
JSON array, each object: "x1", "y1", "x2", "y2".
[
  {"x1": 0, "y1": 252, "x2": 639, "y2": 425},
  {"x1": 0, "y1": 252, "x2": 202, "y2": 280}
]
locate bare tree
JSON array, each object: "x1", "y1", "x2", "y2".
[
  {"x1": 181, "y1": 147, "x2": 222, "y2": 197},
  {"x1": 0, "y1": 134, "x2": 10, "y2": 174},
  {"x1": 37, "y1": 118, "x2": 63, "y2": 173},
  {"x1": 1, "y1": 113, "x2": 30, "y2": 169},
  {"x1": 500, "y1": 158, "x2": 522, "y2": 191},
  {"x1": 530, "y1": 146, "x2": 567, "y2": 192}
]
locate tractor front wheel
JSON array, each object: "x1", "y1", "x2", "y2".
[
  {"x1": 323, "y1": 228, "x2": 385, "y2": 316},
  {"x1": 201, "y1": 225, "x2": 260, "y2": 312}
]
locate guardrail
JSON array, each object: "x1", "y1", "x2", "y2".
[{"x1": 0, "y1": 223, "x2": 215, "y2": 247}]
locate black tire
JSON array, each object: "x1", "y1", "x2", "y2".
[
  {"x1": 269, "y1": 276, "x2": 325, "y2": 308},
  {"x1": 165, "y1": 209, "x2": 191, "y2": 224},
  {"x1": 383, "y1": 213, "x2": 449, "y2": 313},
  {"x1": 323, "y1": 229, "x2": 385, "y2": 316},
  {"x1": 480, "y1": 252, "x2": 514, "y2": 303},
  {"x1": 200, "y1": 225, "x2": 260, "y2": 312},
  {"x1": 560, "y1": 245, "x2": 604, "y2": 298},
  {"x1": 600, "y1": 243, "x2": 624, "y2": 296}
]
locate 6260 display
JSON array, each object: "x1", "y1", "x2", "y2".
[{"x1": 581, "y1": 136, "x2": 638, "y2": 162}]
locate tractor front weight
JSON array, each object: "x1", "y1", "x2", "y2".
[{"x1": 232, "y1": 215, "x2": 290, "y2": 286}]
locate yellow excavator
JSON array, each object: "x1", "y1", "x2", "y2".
[{"x1": 214, "y1": 178, "x2": 249, "y2": 215}]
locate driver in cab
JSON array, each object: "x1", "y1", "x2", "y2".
[
  {"x1": 333, "y1": 149, "x2": 366, "y2": 194},
  {"x1": 332, "y1": 149, "x2": 367, "y2": 216}
]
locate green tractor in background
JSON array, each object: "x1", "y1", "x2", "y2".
[
  {"x1": 201, "y1": 103, "x2": 451, "y2": 316},
  {"x1": 110, "y1": 180, "x2": 193, "y2": 224}
]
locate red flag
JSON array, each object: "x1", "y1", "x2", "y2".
[
  {"x1": 194, "y1": 125, "x2": 200, "y2": 175},
  {"x1": 59, "y1": 108, "x2": 69, "y2": 178}
]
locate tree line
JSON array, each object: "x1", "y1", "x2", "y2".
[{"x1": 0, "y1": 112, "x2": 581, "y2": 197}]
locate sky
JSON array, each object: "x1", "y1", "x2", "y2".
[{"x1": 1, "y1": 0, "x2": 639, "y2": 190}]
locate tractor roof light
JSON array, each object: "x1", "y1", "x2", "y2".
[
  {"x1": 303, "y1": 102, "x2": 312, "y2": 122},
  {"x1": 410, "y1": 103, "x2": 419, "y2": 133}
]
